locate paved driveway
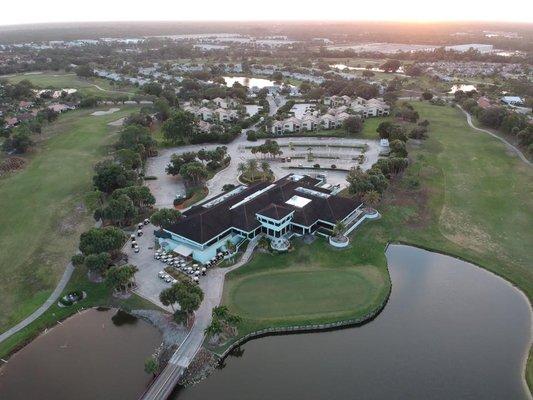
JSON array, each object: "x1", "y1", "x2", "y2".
[
  {"x1": 124, "y1": 223, "x2": 173, "y2": 311},
  {"x1": 145, "y1": 134, "x2": 382, "y2": 208}
]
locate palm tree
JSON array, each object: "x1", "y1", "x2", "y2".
[
  {"x1": 260, "y1": 161, "x2": 270, "y2": 179},
  {"x1": 205, "y1": 317, "x2": 223, "y2": 337},
  {"x1": 362, "y1": 190, "x2": 381, "y2": 208},
  {"x1": 332, "y1": 220, "x2": 346, "y2": 239},
  {"x1": 247, "y1": 159, "x2": 258, "y2": 181},
  {"x1": 237, "y1": 162, "x2": 246, "y2": 178}
]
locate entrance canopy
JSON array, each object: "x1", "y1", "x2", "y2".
[{"x1": 173, "y1": 244, "x2": 193, "y2": 257}]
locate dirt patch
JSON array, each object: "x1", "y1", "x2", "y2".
[
  {"x1": 439, "y1": 206, "x2": 503, "y2": 255},
  {"x1": 58, "y1": 203, "x2": 86, "y2": 235},
  {"x1": 383, "y1": 178, "x2": 432, "y2": 229},
  {"x1": 0, "y1": 156, "x2": 26, "y2": 176}
]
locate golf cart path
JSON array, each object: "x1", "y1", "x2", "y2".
[
  {"x1": 140, "y1": 236, "x2": 260, "y2": 400},
  {"x1": 458, "y1": 105, "x2": 531, "y2": 167},
  {"x1": 0, "y1": 263, "x2": 74, "y2": 344},
  {"x1": 90, "y1": 83, "x2": 136, "y2": 96}
]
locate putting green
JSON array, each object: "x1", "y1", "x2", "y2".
[{"x1": 229, "y1": 268, "x2": 384, "y2": 320}]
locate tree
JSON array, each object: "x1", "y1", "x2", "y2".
[
  {"x1": 390, "y1": 140, "x2": 407, "y2": 157},
  {"x1": 205, "y1": 317, "x2": 224, "y2": 336},
  {"x1": 166, "y1": 152, "x2": 197, "y2": 175},
  {"x1": 362, "y1": 190, "x2": 381, "y2": 207},
  {"x1": 159, "y1": 286, "x2": 178, "y2": 311},
  {"x1": 144, "y1": 357, "x2": 159, "y2": 377},
  {"x1": 84, "y1": 252, "x2": 111, "y2": 274},
  {"x1": 101, "y1": 194, "x2": 137, "y2": 226},
  {"x1": 404, "y1": 64, "x2": 422, "y2": 76},
  {"x1": 237, "y1": 162, "x2": 246, "y2": 177},
  {"x1": 112, "y1": 186, "x2": 155, "y2": 210},
  {"x1": 343, "y1": 116, "x2": 363, "y2": 134},
  {"x1": 380, "y1": 59, "x2": 401, "y2": 73},
  {"x1": 421, "y1": 91, "x2": 433, "y2": 100},
  {"x1": 93, "y1": 160, "x2": 137, "y2": 194},
  {"x1": 115, "y1": 149, "x2": 142, "y2": 170},
  {"x1": 162, "y1": 110, "x2": 196, "y2": 143},
  {"x1": 347, "y1": 167, "x2": 388, "y2": 197},
  {"x1": 175, "y1": 280, "x2": 204, "y2": 316},
  {"x1": 150, "y1": 208, "x2": 181, "y2": 229},
  {"x1": 76, "y1": 65, "x2": 94, "y2": 78},
  {"x1": 376, "y1": 121, "x2": 394, "y2": 139},
  {"x1": 246, "y1": 159, "x2": 258, "y2": 181},
  {"x1": 260, "y1": 161, "x2": 270, "y2": 178},
  {"x1": 142, "y1": 82, "x2": 163, "y2": 97},
  {"x1": 79, "y1": 226, "x2": 125, "y2": 256},
  {"x1": 106, "y1": 264, "x2": 138, "y2": 294},
  {"x1": 332, "y1": 221, "x2": 346, "y2": 238},
  {"x1": 71, "y1": 254, "x2": 85, "y2": 267},
  {"x1": 115, "y1": 125, "x2": 157, "y2": 159},
  {"x1": 479, "y1": 107, "x2": 507, "y2": 129},
  {"x1": 179, "y1": 161, "x2": 208, "y2": 185},
  {"x1": 154, "y1": 98, "x2": 171, "y2": 121},
  {"x1": 2, "y1": 126, "x2": 34, "y2": 153}
]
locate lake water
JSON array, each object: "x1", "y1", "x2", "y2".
[
  {"x1": 223, "y1": 76, "x2": 278, "y2": 88},
  {"x1": 449, "y1": 84, "x2": 478, "y2": 93},
  {"x1": 174, "y1": 245, "x2": 531, "y2": 400},
  {"x1": 330, "y1": 63, "x2": 405, "y2": 74},
  {"x1": 0, "y1": 308, "x2": 162, "y2": 400}
]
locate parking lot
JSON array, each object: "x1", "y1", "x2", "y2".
[{"x1": 124, "y1": 222, "x2": 232, "y2": 311}]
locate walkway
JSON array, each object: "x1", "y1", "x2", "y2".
[
  {"x1": 140, "y1": 236, "x2": 260, "y2": 400},
  {"x1": 90, "y1": 83, "x2": 136, "y2": 96},
  {"x1": 0, "y1": 263, "x2": 74, "y2": 344},
  {"x1": 458, "y1": 105, "x2": 531, "y2": 167}
]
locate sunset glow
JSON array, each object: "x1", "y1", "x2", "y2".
[{"x1": 1, "y1": 0, "x2": 532, "y2": 26}]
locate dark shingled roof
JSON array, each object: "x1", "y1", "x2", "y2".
[
  {"x1": 166, "y1": 174, "x2": 360, "y2": 244},
  {"x1": 257, "y1": 204, "x2": 293, "y2": 220}
]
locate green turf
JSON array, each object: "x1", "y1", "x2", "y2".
[
  {"x1": 4, "y1": 71, "x2": 136, "y2": 98},
  {"x1": 221, "y1": 238, "x2": 390, "y2": 342},
  {"x1": 0, "y1": 106, "x2": 139, "y2": 333}
]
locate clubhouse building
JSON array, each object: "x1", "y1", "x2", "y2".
[{"x1": 158, "y1": 174, "x2": 364, "y2": 263}]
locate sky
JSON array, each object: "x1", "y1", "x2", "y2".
[{"x1": 1, "y1": 0, "x2": 532, "y2": 26}]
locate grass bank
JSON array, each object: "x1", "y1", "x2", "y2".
[
  {"x1": 0, "y1": 106, "x2": 139, "y2": 333},
  {"x1": 0, "y1": 265, "x2": 160, "y2": 359}
]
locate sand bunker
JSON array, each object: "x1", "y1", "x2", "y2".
[{"x1": 91, "y1": 108, "x2": 120, "y2": 116}]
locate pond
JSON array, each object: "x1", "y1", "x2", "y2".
[
  {"x1": 222, "y1": 76, "x2": 279, "y2": 88},
  {"x1": 0, "y1": 308, "x2": 162, "y2": 400},
  {"x1": 174, "y1": 245, "x2": 531, "y2": 400},
  {"x1": 449, "y1": 84, "x2": 477, "y2": 93},
  {"x1": 330, "y1": 63, "x2": 406, "y2": 74}
]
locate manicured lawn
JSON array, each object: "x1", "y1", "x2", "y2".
[
  {"x1": 0, "y1": 107, "x2": 139, "y2": 333},
  {"x1": 4, "y1": 71, "x2": 136, "y2": 98},
  {"x1": 221, "y1": 238, "x2": 390, "y2": 342},
  {"x1": 359, "y1": 116, "x2": 392, "y2": 140}
]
